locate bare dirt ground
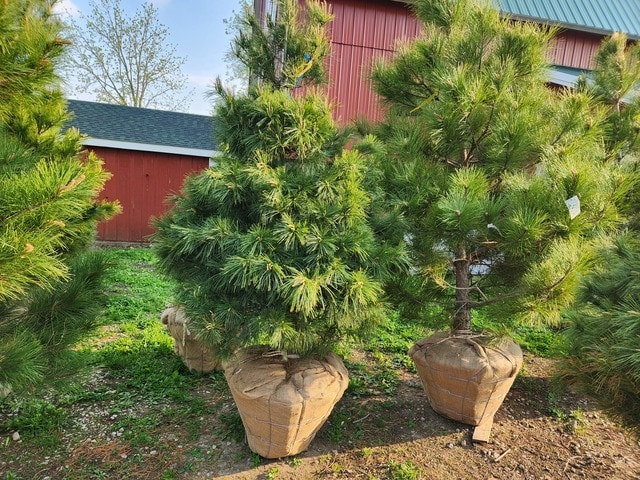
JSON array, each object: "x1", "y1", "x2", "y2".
[{"x1": 1, "y1": 353, "x2": 639, "y2": 480}]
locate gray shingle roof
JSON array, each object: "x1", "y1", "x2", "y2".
[
  {"x1": 65, "y1": 99, "x2": 218, "y2": 156},
  {"x1": 497, "y1": 0, "x2": 640, "y2": 39}
]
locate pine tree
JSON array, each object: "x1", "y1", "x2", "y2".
[
  {"x1": 0, "y1": 0, "x2": 119, "y2": 395},
  {"x1": 152, "y1": 0, "x2": 406, "y2": 358},
  {"x1": 370, "y1": 0, "x2": 631, "y2": 333},
  {"x1": 562, "y1": 235, "x2": 640, "y2": 428},
  {"x1": 562, "y1": 32, "x2": 640, "y2": 429}
]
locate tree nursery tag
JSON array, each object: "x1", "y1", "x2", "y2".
[{"x1": 565, "y1": 195, "x2": 580, "y2": 219}]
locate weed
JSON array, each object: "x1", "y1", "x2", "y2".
[
  {"x1": 387, "y1": 459, "x2": 421, "y2": 480},
  {"x1": 361, "y1": 447, "x2": 373, "y2": 457},
  {"x1": 178, "y1": 462, "x2": 195, "y2": 473},
  {"x1": 346, "y1": 360, "x2": 400, "y2": 397},
  {"x1": 325, "y1": 410, "x2": 348, "y2": 442},
  {"x1": 113, "y1": 414, "x2": 160, "y2": 446},
  {"x1": 3, "y1": 398, "x2": 67, "y2": 437},
  {"x1": 289, "y1": 456, "x2": 303, "y2": 467},
  {"x1": 266, "y1": 466, "x2": 279, "y2": 479}
]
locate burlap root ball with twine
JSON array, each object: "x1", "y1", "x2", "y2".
[
  {"x1": 224, "y1": 349, "x2": 349, "y2": 459},
  {"x1": 161, "y1": 306, "x2": 222, "y2": 373},
  {"x1": 409, "y1": 332, "x2": 522, "y2": 441}
]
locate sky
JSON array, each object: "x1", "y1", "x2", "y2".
[{"x1": 55, "y1": 0, "x2": 243, "y2": 115}]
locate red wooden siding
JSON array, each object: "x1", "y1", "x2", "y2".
[
  {"x1": 91, "y1": 147, "x2": 209, "y2": 243},
  {"x1": 325, "y1": 0, "x2": 420, "y2": 123},
  {"x1": 323, "y1": 0, "x2": 608, "y2": 124},
  {"x1": 550, "y1": 30, "x2": 603, "y2": 70}
]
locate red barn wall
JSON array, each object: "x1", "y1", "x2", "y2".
[
  {"x1": 550, "y1": 30, "x2": 603, "y2": 70},
  {"x1": 322, "y1": 0, "x2": 607, "y2": 124},
  {"x1": 325, "y1": 0, "x2": 420, "y2": 124},
  {"x1": 90, "y1": 147, "x2": 209, "y2": 243}
]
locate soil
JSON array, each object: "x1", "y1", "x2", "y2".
[{"x1": 1, "y1": 353, "x2": 639, "y2": 480}]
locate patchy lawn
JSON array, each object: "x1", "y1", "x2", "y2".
[{"x1": 1, "y1": 248, "x2": 638, "y2": 480}]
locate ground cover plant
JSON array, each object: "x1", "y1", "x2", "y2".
[{"x1": 1, "y1": 247, "x2": 638, "y2": 479}]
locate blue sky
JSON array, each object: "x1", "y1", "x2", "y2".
[{"x1": 56, "y1": 0, "x2": 242, "y2": 115}]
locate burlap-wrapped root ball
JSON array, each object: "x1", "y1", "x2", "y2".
[
  {"x1": 225, "y1": 349, "x2": 349, "y2": 459},
  {"x1": 409, "y1": 332, "x2": 522, "y2": 427},
  {"x1": 161, "y1": 306, "x2": 222, "y2": 373}
]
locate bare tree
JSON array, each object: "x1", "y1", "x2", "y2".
[{"x1": 64, "y1": 0, "x2": 193, "y2": 111}]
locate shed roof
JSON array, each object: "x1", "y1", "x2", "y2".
[
  {"x1": 65, "y1": 99, "x2": 218, "y2": 158},
  {"x1": 496, "y1": 0, "x2": 640, "y2": 39}
]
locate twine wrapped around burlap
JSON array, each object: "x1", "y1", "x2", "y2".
[
  {"x1": 409, "y1": 332, "x2": 522, "y2": 427},
  {"x1": 224, "y1": 349, "x2": 349, "y2": 459},
  {"x1": 161, "y1": 306, "x2": 221, "y2": 373}
]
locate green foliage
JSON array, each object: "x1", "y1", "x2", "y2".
[
  {"x1": 217, "y1": 410, "x2": 246, "y2": 443},
  {"x1": 0, "y1": 0, "x2": 118, "y2": 394},
  {"x1": 370, "y1": 0, "x2": 636, "y2": 331},
  {"x1": 231, "y1": 0, "x2": 333, "y2": 89},
  {"x1": 153, "y1": 0, "x2": 407, "y2": 358},
  {"x1": 0, "y1": 252, "x2": 111, "y2": 392},
  {"x1": 387, "y1": 459, "x2": 421, "y2": 480},
  {"x1": 99, "y1": 247, "x2": 174, "y2": 325},
  {"x1": 2, "y1": 398, "x2": 67, "y2": 437},
  {"x1": 562, "y1": 235, "x2": 640, "y2": 428}
]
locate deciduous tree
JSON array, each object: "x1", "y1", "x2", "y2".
[{"x1": 64, "y1": 0, "x2": 192, "y2": 111}]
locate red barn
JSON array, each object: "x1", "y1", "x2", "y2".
[
  {"x1": 256, "y1": 0, "x2": 640, "y2": 124},
  {"x1": 66, "y1": 100, "x2": 217, "y2": 243}
]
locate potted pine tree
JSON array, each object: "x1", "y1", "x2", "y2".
[
  {"x1": 370, "y1": 0, "x2": 631, "y2": 441},
  {"x1": 152, "y1": 0, "x2": 405, "y2": 458}
]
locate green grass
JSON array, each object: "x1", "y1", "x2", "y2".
[
  {"x1": 100, "y1": 247, "x2": 175, "y2": 326},
  {"x1": 0, "y1": 247, "x2": 217, "y2": 467}
]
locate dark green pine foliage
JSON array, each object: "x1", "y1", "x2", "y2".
[
  {"x1": 0, "y1": 0, "x2": 119, "y2": 395},
  {"x1": 370, "y1": 0, "x2": 631, "y2": 332},
  {"x1": 152, "y1": 0, "x2": 407, "y2": 359},
  {"x1": 562, "y1": 32, "x2": 640, "y2": 429},
  {"x1": 577, "y1": 32, "x2": 640, "y2": 231},
  {"x1": 562, "y1": 235, "x2": 640, "y2": 428}
]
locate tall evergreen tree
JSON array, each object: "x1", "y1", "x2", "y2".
[
  {"x1": 370, "y1": 0, "x2": 631, "y2": 332},
  {"x1": 562, "y1": 32, "x2": 640, "y2": 429},
  {"x1": 0, "y1": 0, "x2": 118, "y2": 395},
  {"x1": 152, "y1": 0, "x2": 406, "y2": 358}
]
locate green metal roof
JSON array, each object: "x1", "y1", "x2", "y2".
[
  {"x1": 497, "y1": 0, "x2": 640, "y2": 39},
  {"x1": 65, "y1": 100, "x2": 218, "y2": 157}
]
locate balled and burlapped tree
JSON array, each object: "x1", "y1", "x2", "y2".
[
  {"x1": 370, "y1": 0, "x2": 631, "y2": 440},
  {"x1": 152, "y1": 0, "x2": 406, "y2": 457},
  {"x1": 0, "y1": 0, "x2": 119, "y2": 395}
]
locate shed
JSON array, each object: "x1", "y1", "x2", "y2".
[{"x1": 66, "y1": 99, "x2": 217, "y2": 243}]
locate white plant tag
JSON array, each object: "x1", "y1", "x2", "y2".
[{"x1": 565, "y1": 195, "x2": 580, "y2": 219}]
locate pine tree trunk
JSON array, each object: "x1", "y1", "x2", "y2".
[{"x1": 453, "y1": 243, "x2": 472, "y2": 333}]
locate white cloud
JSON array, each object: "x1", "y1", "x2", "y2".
[{"x1": 53, "y1": 0, "x2": 80, "y2": 17}]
